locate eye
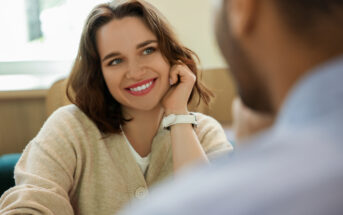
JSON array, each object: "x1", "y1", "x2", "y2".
[
  {"x1": 109, "y1": 58, "x2": 123, "y2": 66},
  {"x1": 142, "y1": 47, "x2": 156, "y2": 55}
]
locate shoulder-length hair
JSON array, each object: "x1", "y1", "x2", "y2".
[{"x1": 66, "y1": 0, "x2": 213, "y2": 134}]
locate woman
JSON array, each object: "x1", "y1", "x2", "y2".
[{"x1": 0, "y1": 1, "x2": 232, "y2": 214}]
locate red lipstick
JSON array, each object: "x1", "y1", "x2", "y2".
[{"x1": 125, "y1": 78, "x2": 157, "y2": 96}]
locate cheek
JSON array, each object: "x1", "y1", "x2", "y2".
[
  {"x1": 161, "y1": 67, "x2": 171, "y2": 93},
  {"x1": 162, "y1": 64, "x2": 170, "y2": 78},
  {"x1": 155, "y1": 55, "x2": 170, "y2": 77},
  {"x1": 159, "y1": 62, "x2": 171, "y2": 88},
  {"x1": 102, "y1": 70, "x2": 123, "y2": 95}
]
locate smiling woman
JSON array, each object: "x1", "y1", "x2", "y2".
[
  {"x1": 0, "y1": 1, "x2": 232, "y2": 214},
  {"x1": 66, "y1": 1, "x2": 214, "y2": 134}
]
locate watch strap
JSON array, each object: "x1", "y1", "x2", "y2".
[{"x1": 162, "y1": 113, "x2": 197, "y2": 130}]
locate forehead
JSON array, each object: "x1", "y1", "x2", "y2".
[{"x1": 96, "y1": 16, "x2": 157, "y2": 56}]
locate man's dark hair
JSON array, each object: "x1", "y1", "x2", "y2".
[{"x1": 275, "y1": 0, "x2": 343, "y2": 32}]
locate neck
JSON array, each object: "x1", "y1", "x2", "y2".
[
  {"x1": 121, "y1": 104, "x2": 165, "y2": 156},
  {"x1": 248, "y1": 1, "x2": 343, "y2": 113},
  {"x1": 250, "y1": 14, "x2": 343, "y2": 113},
  {"x1": 124, "y1": 103, "x2": 164, "y2": 124},
  {"x1": 267, "y1": 46, "x2": 343, "y2": 113}
]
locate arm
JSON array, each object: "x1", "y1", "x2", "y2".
[
  {"x1": 0, "y1": 109, "x2": 78, "y2": 215},
  {"x1": 195, "y1": 113, "x2": 233, "y2": 159},
  {"x1": 162, "y1": 64, "x2": 209, "y2": 172},
  {"x1": 170, "y1": 122, "x2": 209, "y2": 172},
  {"x1": 169, "y1": 113, "x2": 233, "y2": 171}
]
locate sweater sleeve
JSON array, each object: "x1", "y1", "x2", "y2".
[
  {"x1": 195, "y1": 113, "x2": 233, "y2": 160},
  {"x1": 0, "y1": 107, "x2": 83, "y2": 215}
]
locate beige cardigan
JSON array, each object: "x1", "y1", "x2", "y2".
[{"x1": 0, "y1": 105, "x2": 232, "y2": 215}]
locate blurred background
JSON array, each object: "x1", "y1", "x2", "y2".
[{"x1": 0, "y1": 0, "x2": 235, "y2": 154}]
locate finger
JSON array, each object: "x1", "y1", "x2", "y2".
[
  {"x1": 177, "y1": 65, "x2": 196, "y2": 84},
  {"x1": 169, "y1": 65, "x2": 182, "y2": 85},
  {"x1": 176, "y1": 59, "x2": 184, "y2": 65}
]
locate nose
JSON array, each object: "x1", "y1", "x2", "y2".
[{"x1": 125, "y1": 60, "x2": 146, "y2": 80}]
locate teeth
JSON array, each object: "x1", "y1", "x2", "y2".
[{"x1": 129, "y1": 81, "x2": 153, "y2": 92}]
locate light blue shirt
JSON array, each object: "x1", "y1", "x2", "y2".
[{"x1": 119, "y1": 55, "x2": 343, "y2": 215}]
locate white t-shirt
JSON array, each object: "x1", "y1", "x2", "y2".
[{"x1": 122, "y1": 132, "x2": 151, "y2": 174}]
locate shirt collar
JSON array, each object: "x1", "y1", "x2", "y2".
[{"x1": 274, "y1": 54, "x2": 343, "y2": 131}]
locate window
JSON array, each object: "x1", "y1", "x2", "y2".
[
  {"x1": 0, "y1": 0, "x2": 108, "y2": 62},
  {"x1": 0, "y1": 0, "x2": 107, "y2": 90}
]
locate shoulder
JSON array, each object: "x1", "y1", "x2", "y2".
[
  {"x1": 47, "y1": 104, "x2": 94, "y2": 127},
  {"x1": 192, "y1": 112, "x2": 223, "y2": 131},
  {"x1": 49, "y1": 104, "x2": 87, "y2": 120},
  {"x1": 192, "y1": 112, "x2": 220, "y2": 123},
  {"x1": 191, "y1": 112, "x2": 233, "y2": 155},
  {"x1": 35, "y1": 104, "x2": 101, "y2": 142},
  {"x1": 191, "y1": 112, "x2": 226, "y2": 139}
]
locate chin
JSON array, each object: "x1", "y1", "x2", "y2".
[
  {"x1": 126, "y1": 101, "x2": 162, "y2": 112},
  {"x1": 138, "y1": 105, "x2": 160, "y2": 112}
]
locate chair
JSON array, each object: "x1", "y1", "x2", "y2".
[
  {"x1": 45, "y1": 78, "x2": 70, "y2": 117},
  {"x1": 194, "y1": 68, "x2": 236, "y2": 124},
  {"x1": 0, "y1": 79, "x2": 70, "y2": 197},
  {"x1": 0, "y1": 153, "x2": 21, "y2": 197}
]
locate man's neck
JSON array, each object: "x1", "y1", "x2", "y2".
[{"x1": 261, "y1": 39, "x2": 343, "y2": 114}]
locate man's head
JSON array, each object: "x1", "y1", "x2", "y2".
[{"x1": 216, "y1": 0, "x2": 343, "y2": 114}]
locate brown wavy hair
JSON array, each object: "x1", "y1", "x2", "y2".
[{"x1": 67, "y1": 0, "x2": 213, "y2": 134}]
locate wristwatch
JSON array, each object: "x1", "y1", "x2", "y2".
[{"x1": 162, "y1": 113, "x2": 197, "y2": 130}]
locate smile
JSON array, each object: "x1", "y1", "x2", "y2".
[{"x1": 125, "y1": 78, "x2": 157, "y2": 96}]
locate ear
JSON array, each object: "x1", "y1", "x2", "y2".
[{"x1": 226, "y1": 0, "x2": 258, "y2": 37}]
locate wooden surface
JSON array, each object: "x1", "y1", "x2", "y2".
[
  {"x1": 0, "y1": 92, "x2": 47, "y2": 155},
  {"x1": 0, "y1": 90, "x2": 46, "y2": 100},
  {"x1": 189, "y1": 68, "x2": 236, "y2": 124}
]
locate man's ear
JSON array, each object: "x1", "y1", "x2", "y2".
[{"x1": 227, "y1": 0, "x2": 258, "y2": 37}]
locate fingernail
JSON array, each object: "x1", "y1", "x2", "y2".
[{"x1": 169, "y1": 78, "x2": 173, "y2": 85}]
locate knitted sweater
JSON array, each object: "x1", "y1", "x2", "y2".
[{"x1": 0, "y1": 105, "x2": 232, "y2": 215}]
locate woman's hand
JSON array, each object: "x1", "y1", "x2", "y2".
[
  {"x1": 161, "y1": 63, "x2": 208, "y2": 172},
  {"x1": 162, "y1": 63, "x2": 196, "y2": 115}
]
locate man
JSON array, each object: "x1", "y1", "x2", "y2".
[{"x1": 119, "y1": 0, "x2": 343, "y2": 214}]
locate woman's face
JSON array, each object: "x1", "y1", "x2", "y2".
[{"x1": 96, "y1": 16, "x2": 170, "y2": 112}]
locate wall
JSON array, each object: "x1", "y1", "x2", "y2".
[{"x1": 146, "y1": 0, "x2": 227, "y2": 69}]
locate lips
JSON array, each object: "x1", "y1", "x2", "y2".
[{"x1": 125, "y1": 78, "x2": 157, "y2": 96}]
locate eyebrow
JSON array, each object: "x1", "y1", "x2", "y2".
[
  {"x1": 102, "y1": 39, "x2": 158, "y2": 62},
  {"x1": 136, "y1": 39, "x2": 157, "y2": 49}
]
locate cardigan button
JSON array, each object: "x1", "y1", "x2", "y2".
[{"x1": 135, "y1": 187, "x2": 148, "y2": 200}]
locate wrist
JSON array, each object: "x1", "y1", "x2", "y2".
[{"x1": 169, "y1": 123, "x2": 193, "y2": 130}]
